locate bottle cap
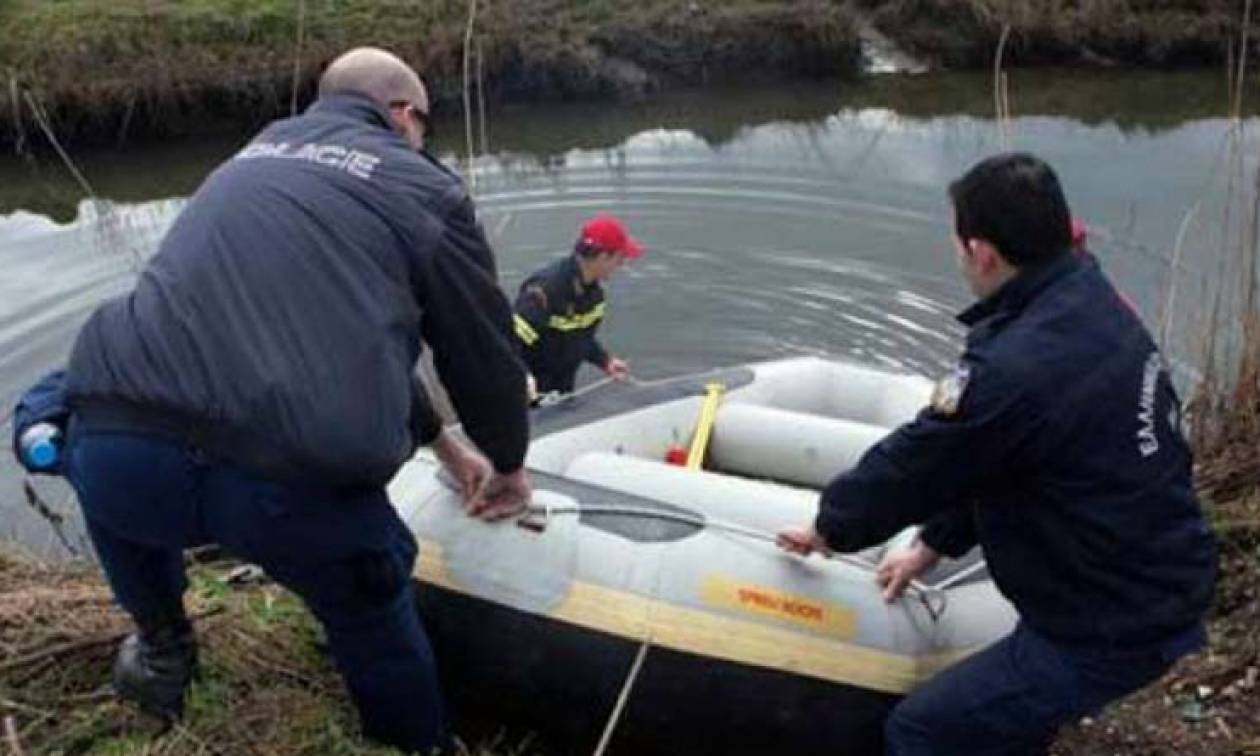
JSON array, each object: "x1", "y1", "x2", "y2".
[{"x1": 27, "y1": 439, "x2": 57, "y2": 468}]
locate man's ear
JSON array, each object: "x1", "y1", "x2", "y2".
[
  {"x1": 968, "y1": 238, "x2": 1002, "y2": 273},
  {"x1": 387, "y1": 109, "x2": 408, "y2": 136}
]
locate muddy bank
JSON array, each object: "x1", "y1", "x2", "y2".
[
  {"x1": 856, "y1": 0, "x2": 1251, "y2": 69},
  {"x1": 1051, "y1": 492, "x2": 1260, "y2": 755},
  {"x1": 0, "y1": 0, "x2": 858, "y2": 150},
  {"x1": 0, "y1": 480, "x2": 1256, "y2": 754},
  {"x1": 2, "y1": 0, "x2": 1255, "y2": 152},
  {"x1": 0, "y1": 548, "x2": 531, "y2": 754}
]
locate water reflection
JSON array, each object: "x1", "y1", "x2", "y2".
[
  {"x1": 3, "y1": 71, "x2": 1255, "y2": 221},
  {"x1": 0, "y1": 74, "x2": 1255, "y2": 557}
]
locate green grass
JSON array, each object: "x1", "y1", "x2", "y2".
[
  {"x1": 0, "y1": 556, "x2": 401, "y2": 755},
  {"x1": 853, "y1": 0, "x2": 1246, "y2": 66},
  {"x1": 0, "y1": 0, "x2": 860, "y2": 146}
]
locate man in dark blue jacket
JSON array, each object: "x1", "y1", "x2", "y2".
[
  {"x1": 778, "y1": 153, "x2": 1216, "y2": 755},
  {"x1": 62, "y1": 47, "x2": 530, "y2": 752},
  {"x1": 513, "y1": 214, "x2": 640, "y2": 397}
]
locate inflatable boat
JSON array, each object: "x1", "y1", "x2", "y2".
[{"x1": 388, "y1": 357, "x2": 1017, "y2": 754}]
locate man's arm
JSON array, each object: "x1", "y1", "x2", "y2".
[
  {"x1": 814, "y1": 358, "x2": 1041, "y2": 553},
  {"x1": 407, "y1": 372, "x2": 442, "y2": 450},
  {"x1": 415, "y1": 196, "x2": 529, "y2": 474},
  {"x1": 512, "y1": 285, "x2": 548, "y2": 360},
  {"x1": 583, "y1": 334, "x2": 610, "y2": 371},
  {"x1": 918, "y1": 506, "x2": 978, "y2": 558}
]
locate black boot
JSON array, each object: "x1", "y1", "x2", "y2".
[{"x1": 112, "y1": 614, "x2": 198, "y2": 721}]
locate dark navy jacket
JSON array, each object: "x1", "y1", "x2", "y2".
[
  {"x1": 66, "y1": 94, "x2": 529, "y2": 487},
  {"x1": 513, "y1": 255, "x2": 610, "y2": 393},
  {"x1": 815, "y1": 252, "x2": 1216, "y2": 647}
]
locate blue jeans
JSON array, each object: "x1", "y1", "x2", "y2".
[
  {"x1": 886, "y1": 622, "x2": 1191, "y2": 755},
  {"x1": 64, "y1": 429, "x2": 446, "y2": 753}
]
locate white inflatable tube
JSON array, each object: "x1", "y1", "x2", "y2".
[
  {"x1": 564, "y1": 452, "x2": 818, "y2": 533},
  {"x1": 709, "y1": 403, "x2": 890, "y2": 488}
]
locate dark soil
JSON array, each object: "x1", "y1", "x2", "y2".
[
  {"x1": 853, "y1": 0, "x2": 1250, "y2": 69},
  {"x1": 2, "y1": 0, "x2": 1254, "y2": 150},
  {"x1": 0, "y1": 0, "x2": 859, "y2": 151},
  {"x1": 0, "y1": 489, "x2": 1256, "y2": 754},
  {"x1": 1052, "y1": 498, "x2": 1260, "y2": 755}
]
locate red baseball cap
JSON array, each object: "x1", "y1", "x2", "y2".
[{"x1": 580, "y1": 215, "x2": 643, "y2": 258}]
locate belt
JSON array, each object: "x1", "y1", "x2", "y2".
[{"x1": 71, "y1": 398, "x2": 318, "y2": 488}]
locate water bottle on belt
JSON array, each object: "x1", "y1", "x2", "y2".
[{"x1": 18, "y1": 422, "x2": 63, "y2": 473}]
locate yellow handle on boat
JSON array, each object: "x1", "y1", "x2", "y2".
[{"x1": 686, "y1": 382, "x2": 725, "y2": 470}]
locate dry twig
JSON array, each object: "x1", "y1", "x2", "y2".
[
  {"x1": 462, "y1": 0, "x2": 480, "y2": 190},
  {"x1": 992, "y1": 24, "x2": 1012, "y2": 149},
  {"x1": 290, "y1": 0, "x2": 308, "y2": 117},
  {"x1": 4, "y1": 715, "x2": 25, "y2": 756},
  {"x1": 0, "y1": 606, "x2": 222, "y2": 675}
]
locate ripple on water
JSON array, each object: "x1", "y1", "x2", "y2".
[
  {"x1": 0, "y1": 121, "x2": 980, "y2": 558},
  {"x1": 1, "y1": 200, "x2": 178, "y2": 558},
  {"x1": 482, "y1": 152, "x2": 969, "y2": 381}
]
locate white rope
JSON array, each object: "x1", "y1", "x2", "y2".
[
  {"x1": 535, "y1": 374, "x2": 622, "y2": 407},
  {"x1": 930, "y1": 559, "x2": 989, "y2": 592},
  {"x1": 522, "y1": 501, "x2": 949, "y2": 620},
  {"x1": 591, "y1": 504, "x2": 666, "y2": 756},
  {"x1": 592, "y1": 638, "x2": 651, "y2": 756}
]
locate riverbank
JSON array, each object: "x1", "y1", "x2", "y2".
[
  {"x1": 0, "y1": 0, "x2": 859, "y2": 150},
  {"x1": 0, "y1": 549, "x2": 487, "y2": 754},
  {"x1": 0, "y1": 470, "x2": 1255, "y2": 754},
  {"x1": 1, "y1": 0, "x2": 1254, "y2": 151},
  {"x1": 855, "y1": 0, "x2": 1249, "y2": 68}
]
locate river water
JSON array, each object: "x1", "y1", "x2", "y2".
[{"x1": 1, "y1": 70, "x2": 1255, "y2": 557}]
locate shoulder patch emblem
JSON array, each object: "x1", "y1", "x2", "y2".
[
  {"x1": 524, "y1": 285, "x2": 549, "y2": 311},
  {"x1": 930, "y1": 364, "x2": 971, "y2": 416}
]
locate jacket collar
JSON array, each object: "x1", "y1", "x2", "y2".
[
  {"x1": 307, "y1": 92, "x2": 395, "y2": 132},
  {"x1": 564, "y1": 254, "x2": 595, "y2": 294},
  {"x1": 957, "y1": 251, "x2": 1083, "y2": 327}
]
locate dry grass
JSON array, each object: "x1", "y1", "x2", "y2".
[
  {"x1": 1051, "y1": 490, "x2": 1260, "y2": 756},
  {"x1": 0, "y1": 549, "x2": 533, "y2": 755},
  {"x1": 0, "y1": 0, "x2": 858, "y2": 149},
  {"x1": 1047, "y1": 6, "x2": 1260, "y2": 749},
  {"x1": 0, "y1": 487, "x2": 1254, "y2": 753},
  {"x1": 855, "y1": 0, "x2": 1248, "y2": 67}
]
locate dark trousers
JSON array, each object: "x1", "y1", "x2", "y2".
[
  {"x1": 886, "y1": 622, "x2": 1181, "y2": 756},
  {"x1": 64, "y1": 429, "x2": 446, "y2": 753}
]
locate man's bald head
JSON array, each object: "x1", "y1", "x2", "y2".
[{"x1": 318, "y1": 47, "x2": 428, "y2": 113}]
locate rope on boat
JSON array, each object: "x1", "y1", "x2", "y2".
[
  {"x1": 534, "y1": 374, "x2": 625, "y2": 407},
  {"x1": 592, "y1": 618, "x2": 653, "y2": 756},
  {"x1": 931, "y1": 559, "x2": 989, "y2": 592},
  {"x1": 521, "y1": 501, "x2": 949, "y2": 622},
  {"x1": 433, "y1": 457, "x2": 951, "y2": 620}
]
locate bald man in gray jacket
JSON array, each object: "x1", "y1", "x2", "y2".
[{"x1": 63, "y1": 47, "x2": 529, "y2": 751}]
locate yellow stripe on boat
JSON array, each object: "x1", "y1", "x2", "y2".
[{"x1": 416, "y1": 538, "x2": 975, "y2": 695}]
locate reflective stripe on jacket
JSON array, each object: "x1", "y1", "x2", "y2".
[{"x1": 513, "y1": 256, "x2": 609, "y2": 393}]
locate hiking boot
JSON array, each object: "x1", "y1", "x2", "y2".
[{"x1": 112, "y1": 617, "x2": 198, "y2": 721}]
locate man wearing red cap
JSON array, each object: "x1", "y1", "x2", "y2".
[{"x1": 513, "y1": 214, "x2": 642, "y2": 398}]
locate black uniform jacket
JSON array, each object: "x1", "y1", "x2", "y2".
[
  {"x1": 65, "y1": 94, "x2": 528, "y2": 487},
  {"x1": 513, "y1": 255, "x2": 610, "y2": 393},
  {"x1": 815, "y1": 252, "x2": 1216, "y2": 648}
]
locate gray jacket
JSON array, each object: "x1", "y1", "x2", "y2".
[{"x1": 66, "y1": 94, "x2": 528, "y2": 487}]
